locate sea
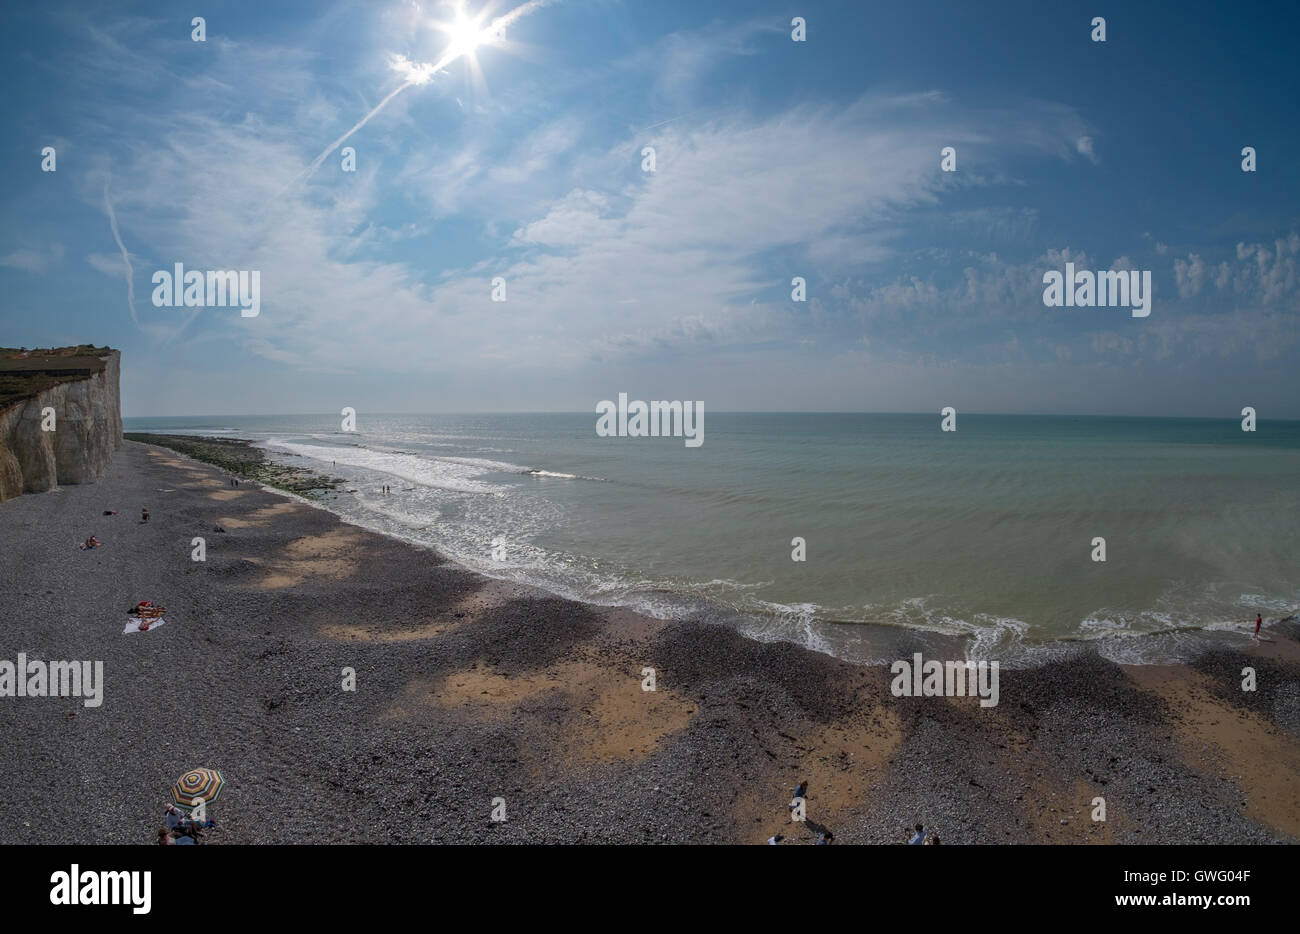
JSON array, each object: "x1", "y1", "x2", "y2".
[{"x1": 122, "y1": 412, "x2": 1300, "y2": 666}]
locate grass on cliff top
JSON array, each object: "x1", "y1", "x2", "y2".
[
  {"x1": 125, "y1": 433, "x2": 343, "y2": 500},
  {"x1": 0, "y1": 346, "x2": 116, "y2": 408},
  {"x1": 0, "y1": 345, "x2": 114, "y2": 358}
]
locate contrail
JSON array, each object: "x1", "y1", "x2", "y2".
[
  {"x1": 634, "y1": 108, "x2": 708, "y2": 134},
  {"x1": 488, "y1": 0, "x2": 559, "y2": 33},
  {"x1": 298, "y1": 75, "x2": 419, "y2": 181},
  {"x1": 103, "y1": 184, "x2": 139, "y2": 327},
  {"x1": 295, "y1": 0, "x2": 559, "y2": 186}
]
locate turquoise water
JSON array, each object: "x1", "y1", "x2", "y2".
[{"x1": 124, "y1": 413, "x2": 1300, "y2": 664}]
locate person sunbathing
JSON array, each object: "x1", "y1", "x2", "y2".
[
  {"x1": 80, "y1": 537, "x2": 101, "y2": 550},
  {"x1": 131, "y1": 601, "x2": 166, "y2": 631}
]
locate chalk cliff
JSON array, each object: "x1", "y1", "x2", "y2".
[{"x1": 0, "y1": 348, "x2": 122, "y2": 501}]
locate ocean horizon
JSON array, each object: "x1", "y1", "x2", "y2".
[{"x1": 124, "y1": 411, "x2": 1300, "y2": 666}]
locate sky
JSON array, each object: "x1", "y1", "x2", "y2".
[{"x1": 2, "y1": 0, "x2": 1298, "y2": 418}]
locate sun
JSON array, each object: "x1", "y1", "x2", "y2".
[{"x1": 442, "y1": 10, "x2": 488, "y2": 59}]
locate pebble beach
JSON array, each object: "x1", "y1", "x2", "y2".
[{"x1": 1, "y1": 440, "x2": 1297, "y2": 844}]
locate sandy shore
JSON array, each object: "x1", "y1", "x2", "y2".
[{"x1": 0, "y1": 440, "x2": 1296, "y2": 844}]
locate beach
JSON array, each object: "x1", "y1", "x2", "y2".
[{"x1": 1, "y1": 439, "x2": 1297, "y2": 844}]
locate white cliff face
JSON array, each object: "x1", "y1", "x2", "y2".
[{"x1": 0, "y1": 351, "x2": 122, "y2": 501}]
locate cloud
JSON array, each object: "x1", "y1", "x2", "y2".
[
  {"x1": 86, "y1": 251, "x2": 128, "y2": 276},
  {"x1": 41, "y1": 11, "x2": 1133, "y2": 391},
  {"x1": 1177, "y1": 234, "x2": 1300, "y2": 304},
  {"x1": 0, "y1": 244, "x2": 64, "y2": 273},
  {"x1": 1174, "y1": 253, "x2": 1205, "y2": 297}
]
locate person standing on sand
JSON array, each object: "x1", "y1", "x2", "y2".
[
  {"x1": 141, "y1": 507, "x2": 149, "y2": 522},
  {"x1": 789, "y1": 780, "x2": 807, "y2": 812}
]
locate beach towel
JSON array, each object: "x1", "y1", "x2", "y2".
[{"x1": 124, "y1": 616, "x2": 167, "y2": 634}]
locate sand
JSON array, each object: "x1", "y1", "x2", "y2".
[{"x1": 0, "y1": 440, "x2": 1296, "y2": 844}]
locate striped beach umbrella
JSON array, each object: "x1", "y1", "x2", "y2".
[{"x1": 172, "y1": 768, "x2": 224, "y2": 810}]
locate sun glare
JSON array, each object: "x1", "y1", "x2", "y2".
[{"x1": 444, "y1": 12, "x2": 487, "y2": 59}]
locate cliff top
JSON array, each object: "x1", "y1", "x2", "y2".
[{"x1": 0, "y1": 345, "x2": 116, "y2": 409}]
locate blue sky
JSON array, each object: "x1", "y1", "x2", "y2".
[{"x1": 2, "y1": 0, "x2": 1298, "y2": 417}]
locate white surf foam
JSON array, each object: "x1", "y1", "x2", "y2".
[{"x1": 263, "y1": 440, "x2": 510, "y2": 494}]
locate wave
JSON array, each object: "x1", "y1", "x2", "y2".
[
  {"x1": 261, "y1": 440, "x2": 510, "y2": 494},
  {"x1": 523, "y1": 468, "x2": 606, "y2": 481}
]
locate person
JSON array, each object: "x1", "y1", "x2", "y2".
[
  {"x1": 926, "y1": 835, "x2": 941, "y2": 845},
  {"x1": 159, "y1": 827, "x2": 196, "y2": 845},
  {"x1": 81, "y1": 537, "x2": 100, "y2": 549},
  {"x1": 169, "y1": 805, "x2": 215, "y2": 836},
  {"x1": 1254, "y1": 614, "x2": 1263, "y2": 641},
  {"x1": 907, "y1": 823, "x2": 926, "y2": 845},
  {"x1": 790, "y1": 780, "x2": 807, "y2": 806},
  {"x1": 132, "y1": 601, "x2": 165, "y2": 632},
  {"x1": 141, "y1": 507, "x2": 149, "y2": 522},
  {"x1": 816, "y1": 831, "x2": 834, "y2": 845},
  {"x1": 767, "y1": 834, "x2": 784, "y2": 845}
]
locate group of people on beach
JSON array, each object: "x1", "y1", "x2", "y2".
[{"x1": 77, "y1": 506, "x2": 150, "y2": 549}]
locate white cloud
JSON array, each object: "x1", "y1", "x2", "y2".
[
  {"x1": 0, "y1": 244, "x2": 64, "y2": 273},
  {"x1": 86, "y1": 251, "x2": 128, "y2": 276},
  {"x1": 1174, "y1": 253, "x2": 1205, "y2": 297}
]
